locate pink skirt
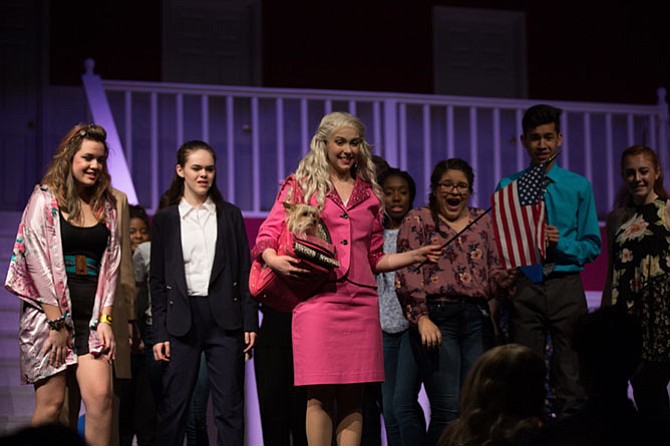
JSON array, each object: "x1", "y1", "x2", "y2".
[{"x1": 292, "y1": 280, "x2": 384, "y2": 386}]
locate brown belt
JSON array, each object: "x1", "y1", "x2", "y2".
[{"x1": 64, "y1": 255, "x2": 99, "y2": 276}]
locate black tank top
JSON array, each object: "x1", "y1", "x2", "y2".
[{"x1": 60, "y1": 211, "x2": 109, "y2": 261}]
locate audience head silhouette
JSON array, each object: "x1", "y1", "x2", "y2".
[
  {"x1": 572, "y1": 306, "x2": 642, "y2": 397},
  {"x1": 438, "y1": 343, "x2": 546, "y2": 446},
  {"x1": 0, "y1": 423, "x2": 86, "y2": 445}
]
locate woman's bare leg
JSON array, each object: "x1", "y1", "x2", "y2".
[
  {"x1": 334, "y1": 384, "x2": 363, "y2": 446},
  {"x1": 77, "y1": 354, "x2": 113, "y2": 446},
  {"x1": 305, "y1": 384, "x2": 364, "y2": 446},
  {"x1": 32, "y1": 371, "x2": 66, "y2": 425},
  {"x1": 306, "y1": 385, "x2": 336, "y2": 446}
]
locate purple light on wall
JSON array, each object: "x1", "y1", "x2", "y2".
[{"x1": 81, "y1": 59, "x2": 138, "y2": 204}]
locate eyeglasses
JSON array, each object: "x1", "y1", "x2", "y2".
[{"x1": 437, "y1": 181, "x2": 470, "y2": 193}]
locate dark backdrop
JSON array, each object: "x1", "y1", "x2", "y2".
[{"x1": 48, "y1": 0, "x2": 670, "y2": 104}]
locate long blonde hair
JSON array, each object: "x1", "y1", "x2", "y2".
[
  {"x1": 42, "y1": 123, "x2": 114, "y2": 223},
  {"x1": 294, "y1": 112, "x2": 381, "y2": 209}
]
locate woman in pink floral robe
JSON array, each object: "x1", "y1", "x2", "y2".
[{"x1": 5, "y1": 123, "x2": 120, "y2": 446}]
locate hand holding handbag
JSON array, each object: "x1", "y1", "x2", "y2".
[
  {"x1": 249, "y1": 221, "x2": 338, "y2": 312},
  {"x1": 249, "y1": 181, "x2": 338, "y2": 311}
]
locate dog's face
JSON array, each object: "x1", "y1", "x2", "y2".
[{"x1": 284, "y1": 202, "x2": 319, "y2": 237}]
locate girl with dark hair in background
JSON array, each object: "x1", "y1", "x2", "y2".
[
  {"x1": 376, "y1": 167, "x2": 427, "y2": 445},
  {"x1": 117, "y1": 204, "x2": 156, "y2": 445}
]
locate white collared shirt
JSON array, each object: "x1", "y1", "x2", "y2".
[{"x1": 178, "y1": 197, "x2": 217, "y2": 296}]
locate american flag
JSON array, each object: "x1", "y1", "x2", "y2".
[{"x1": 491, "y1": 160, "x2": 552, "y2": 269}]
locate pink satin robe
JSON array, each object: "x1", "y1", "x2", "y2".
[{"x1": 5, "y1": 185, "x2": 120, "y2": 384}]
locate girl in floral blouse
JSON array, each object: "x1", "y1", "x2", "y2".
[
  {"x1": 395, "y1": 158, "x2": 509, "y2": 445},
  {"x1": 602, "y1": 145, "x2": 670, "y2": 435}
]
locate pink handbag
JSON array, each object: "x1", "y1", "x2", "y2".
[{"x1": 249, "y1": 223, "x2": 338, "y2": 312}]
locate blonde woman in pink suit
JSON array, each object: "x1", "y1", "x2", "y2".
[
  {"x1": 252, "y1": 112, "x2": 442, "y2": 446},
  {"x1": 5, "y1": 123, "x2": 121, "y2": 446}
]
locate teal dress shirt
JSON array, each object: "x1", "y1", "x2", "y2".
[{"x1": 496, "y1": 164, "x2": 602, "y2": 274}]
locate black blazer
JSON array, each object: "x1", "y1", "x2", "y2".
[{"x1": 149, "y1": 201, "x2": 258, "y2": 343}]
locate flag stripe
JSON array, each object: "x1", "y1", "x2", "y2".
[
  {"x1": 508, "y1": 183, "x2": 528, "y2": 265},
  {"x1": 491, "y1": 161, "x2": 549, "y2": 270},
  {"x1": 522, "y1": 204, "x2": 539, "y2": 263},
  {"x1": 496, "y1": 184, "x2": 517, "y2": 268},
  {"x1": 492, "y1": 189, "x2": 510, "y2": 269},
  {"x1": 516, "y1": 185, "x2": 536, "y2": 264}
]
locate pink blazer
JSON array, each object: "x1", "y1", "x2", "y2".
[
  {"x1": 252, "y1": 175, "x2": 385, "y2": 289},
  {"x1": 5, "y1": 185, "x2": 120, "y2": 383}
]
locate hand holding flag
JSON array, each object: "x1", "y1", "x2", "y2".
[{"x1": 491, "y1": 152, "x2": 559, "y2": 270}]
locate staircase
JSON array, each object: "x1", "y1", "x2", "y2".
[{"x1": 0, "y1": 211, "x2": 33, "y2": 435}]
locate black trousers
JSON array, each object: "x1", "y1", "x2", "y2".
[
  {"x1": 156, "y1": 296, "x2": 245, "y2": 446},
  {"x1": 119, "y1": 353, "x2": 157, "y2": 446},
  {"x1": 254, "y1": 307, "x2": 307, "y2": 446},
  {"x1": 508, "y1": 272, "x2": 587, "y2": 417}
]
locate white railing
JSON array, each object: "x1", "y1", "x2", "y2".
[{"x1": 82, "y1": 59, "x2": 669, "y2": 219}]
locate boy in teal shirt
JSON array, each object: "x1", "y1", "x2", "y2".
[{"x1": 496, "y1": 104, "x2": 601, "y2": 417}]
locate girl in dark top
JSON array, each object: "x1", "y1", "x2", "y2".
[{"x1": 60, "y1": 213, "x2": 111, "y2": 354}]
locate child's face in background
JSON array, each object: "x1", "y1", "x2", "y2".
[
  {"x1": 129, "y1": 217, "x2": 150, "y2": 252},
  {"x1": 382, "y1": 175, "x2": 412, "y2": 228}
]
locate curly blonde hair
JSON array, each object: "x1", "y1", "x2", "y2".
[
  {"x1": 294, "y1": 111, "x2": 382, "y2": 209},
  {"x1": 41, "y1": 123, "x2": 114, "y2": 223}
]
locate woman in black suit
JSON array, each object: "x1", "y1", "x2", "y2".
[{"x1": 150, "y1": 140, "x2": 258, "y2": 446}]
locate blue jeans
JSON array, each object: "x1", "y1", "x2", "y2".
[
  {"x1": 411, "y1": 299, "x2": 493, "y2": 446},
  {"x1": 186, "y1": 352, "x2": 210, "y2": 445},
  {"x1": 383, "y1": 329, "x2": 426, "y2": 446}
]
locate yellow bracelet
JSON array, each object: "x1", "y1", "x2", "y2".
[{"x1": 100, "y1": 314, "x2": 113, "y2": 325}]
